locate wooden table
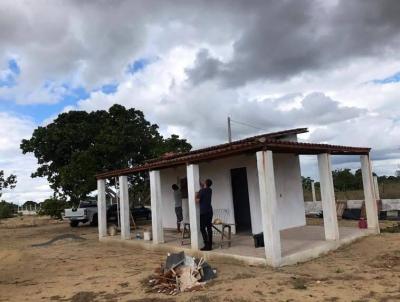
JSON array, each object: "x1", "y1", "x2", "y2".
[
  {"x1": 181, "y1": 222, "x2": 234, "y2": 248},
  {"x1": 212, "y1": 223, "x2": 233, "y2": 248}
]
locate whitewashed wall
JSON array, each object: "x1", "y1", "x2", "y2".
[
  {"x1": 382, "y1": 199, "x2": 400, "y2": 211},
  {"x1": 160, "y1": 166, "x2": 188, "y2": 229},
  {"x1": 158, "y1": 152, "x2": 306, "y2": 234},
  {"x1": 273, "y1": 153, "x2": 306, "y2": 231}
]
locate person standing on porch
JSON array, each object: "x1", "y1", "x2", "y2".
[
  {"x1": 197, "y1": 179, "x2": 213, "y2": 251},
  {"x1": 172, "y1": 184, "x2": 183, "y2": 233}
]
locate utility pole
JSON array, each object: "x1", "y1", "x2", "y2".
[{"x1": 227, "y1": 116, "x2": 232, "y2": 143}]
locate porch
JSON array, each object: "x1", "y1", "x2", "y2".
[
  {"x1": 96, "y1": 129, "x2": 380, "y2": 267},
  {"x1": 100, "y1": 224, "x2": 374, "y2": 266}
]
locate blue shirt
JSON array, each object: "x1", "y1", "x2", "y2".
[{"x1": 199, "y1": 187, "x2": 212, "y2": 214}]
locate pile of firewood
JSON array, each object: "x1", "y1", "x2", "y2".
[
  {"x1": 147, "y1": 254, "x2": 215, "y2": 295},
  {"x1": 148, "y1": 266, "x2": 181, "y2": 295}
]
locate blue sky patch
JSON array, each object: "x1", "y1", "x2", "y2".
[
  {"x1": 101, "y1": 83, "x2": 118, "y2": 94},
  {"x1": 127, "y1": 57, "x2": 158, "y2": 74},
  {"x1": 0, "y1": 59, "x2": 20, "y2": 87},
  {"x1": 8, "y1": 59, "x2": 20, "y2": 75},
  {"x1": 373, "y1": 71, "x2": 400, "y2": 84},
  {"x1": 0, "y1": 84, "x2": 91, "y2": 123}
]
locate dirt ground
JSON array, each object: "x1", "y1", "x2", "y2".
[{"x1": 1, "y1": 217, "x2": 400, "y2": 302}]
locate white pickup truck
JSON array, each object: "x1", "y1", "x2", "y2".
[{"x1": 64, "y1": 200, "x2": 98, "y2": 227}]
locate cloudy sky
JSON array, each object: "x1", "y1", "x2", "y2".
[{"x1": 1, "y1": 0, "x2": 400, "y2": 204}]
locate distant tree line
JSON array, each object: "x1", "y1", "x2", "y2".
[
  {"x1": 303, "y1": 169, "x2": 400, "y2": 192},
  {"x1": 303, "y1": 168, "x2": 400, "y2": 200}
]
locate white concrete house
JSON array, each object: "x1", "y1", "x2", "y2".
[{"x1": 96, "y1": 128, "x2": 380, "y2": 267}]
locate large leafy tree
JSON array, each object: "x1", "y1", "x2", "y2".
[{"x1": 21, "y1": 104, "x2": 191, "y2": 203}]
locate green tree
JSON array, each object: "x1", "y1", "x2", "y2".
[
  {"x1": 0, "y1": 170, "x2": 17, "y2": 199},
  {"x1": 332, "y1": 169, "x2": 357, "y2": 191},
  {"x1": 38, "y1": 197, "x2": 68, "y2": 219},
  {"x1": 302, "y1": 176, "x2": 313, "y2": 191},
  {"x1": 22, "y1": 200, "x2": 38, "y2": 207},
  {"x1": 0, "y1": 201, "x2": 15, "y2": 219},
  {"x1": 21, "y1": 104, "x2": 191, "y2": 204}
]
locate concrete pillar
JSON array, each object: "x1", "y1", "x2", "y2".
[
  {"x1": 97, "y1": 179, "x2": 107, "y2": 238},
  {"x1": 256, "y1": 150, "x2": 281, "y2": 267},
  {"x1": 150, "y1": 170, "x2": 164, "y2": 243},
  {"x1": 187, "y1": 164, "x2": 202, "y2": 250},
  {"x1": 119, "y1": 176, "x2": 131, "y2": 240},
  {"x1": 311, "y1": 181, "x2": 317, "y2": 202},
  {"x1": 361, "y1": 155, "x2": 380, "y2": 233},
  {"x1": 373, "y1": 176, "x2": 380, "y2": 200},
  {"x1": 317, "y1": 153, "x2": 339, "y2": 241}
]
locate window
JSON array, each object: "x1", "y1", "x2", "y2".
[{"x1": 180, "y1": 178, "x2": 188, "y2": 199}]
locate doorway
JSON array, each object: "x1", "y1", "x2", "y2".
[{"x1": 230, "y1": 167, "x2": 252, "y2": 233}]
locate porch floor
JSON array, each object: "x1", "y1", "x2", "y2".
[
  {"x1": 163, "y1": 225, "x2": 372, "y2": 261},
  {"x1": 100, "y1": 224, "x2": 375, "y2": 266}
]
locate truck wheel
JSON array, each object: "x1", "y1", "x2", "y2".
[
  {"x1": 70, "y1": 220, "x2": 79, "y2": 227},
  {"x1": 90, "y1": 214, "x2": 98, "y2": 226}
]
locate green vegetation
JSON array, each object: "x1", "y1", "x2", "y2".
[
  {"x1": 21, "y1": 104, "x2": 191, "y2": 204},
  {"x1": 0, "y1": 170, "x2": 17, "y2": 199},
  {"x1": 303, "y1": 169, "x2": 400, "y2": 200},
  {"x1": 0, "y1": 171, "x2": 18, "y2": 219},
  {"x1": 37, "y1": 197, "x2": 69, "y2": 219},
  {"x1": 0, "y1": 201, "x2": 13, "y2": 219}
]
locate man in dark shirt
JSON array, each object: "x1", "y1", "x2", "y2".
[{"x1": 197, "y1": 179, "x2": 213, "y2": 251}]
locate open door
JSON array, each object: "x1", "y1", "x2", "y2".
[{"x1": 230, "y1": 167, "x2": 252, "y2": 233}]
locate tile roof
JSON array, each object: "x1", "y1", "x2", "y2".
[{"x1": 96, "y1": 127, "x2": 370, "y2": 179}]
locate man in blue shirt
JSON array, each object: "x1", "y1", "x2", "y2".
[{"x1": 197, "y1": 179, "x2": 213, "y2": 251}]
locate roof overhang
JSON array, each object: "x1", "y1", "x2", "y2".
[{"x1": 96, "y1": 133, "x2": 370, "y2": 179}]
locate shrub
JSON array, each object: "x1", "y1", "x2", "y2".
[
  {"x1": 0, "y1": 203, "x2": 13, "y2": 219},
  {"x1": 38, "y1": 198, "x2": 68, "y2": 219}
]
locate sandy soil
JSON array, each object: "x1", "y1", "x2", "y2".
[{"x1": 0, "y1": 218, "x2": 399, "y2": 302}]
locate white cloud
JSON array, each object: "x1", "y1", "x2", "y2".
[
  {"x1": 73, "y1": 44, "x2": 400, "y2": 178},
  {"x1": 0, "y1": 112, "x2": 51, "y2": 204}
]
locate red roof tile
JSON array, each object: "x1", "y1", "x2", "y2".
[{"x1": 96, "y1": 128, "x2": 370, "y2": 179}]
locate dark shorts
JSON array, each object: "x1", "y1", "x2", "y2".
[{"x1": 175, "y1": 206, "x2": 183, "y2": 223}]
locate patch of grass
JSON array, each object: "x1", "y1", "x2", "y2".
[
  {"x1": 70, "y1": 292, "x2": 98, "y2": 302},
  {"x1": 369, "y1": 250, "x2": 400, "y2": 269},
  {"x1": 291, "y1": 278, "x2": 307, "y2": 290},
  {"x1": 324, "y1": 297, "x2": 339, "y2": 302},
  {"x1": 127, "y1": 299, "x2": 176, "y2": 302},
  {"x1": 253, "y1": 290, "x2": 264, "y2": 296},
  {"x1": 381, "y1": 223, "x2": 400, "y2": 233},
  {"x1": 230, "y1": 273, "x2": 256, "y2": 280},
  {"x1": 187, "y1": 295, "x2": 212, "y2": 302},
  {"x1": 224, "y1": 299, "x2": 248, "y2": 302},
  {"x1": 379, "y1": 294, "x2": 400, "y2": 302},
  {"x1": 119, "y1": 282, "x2": 129, "y2": 288}
]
